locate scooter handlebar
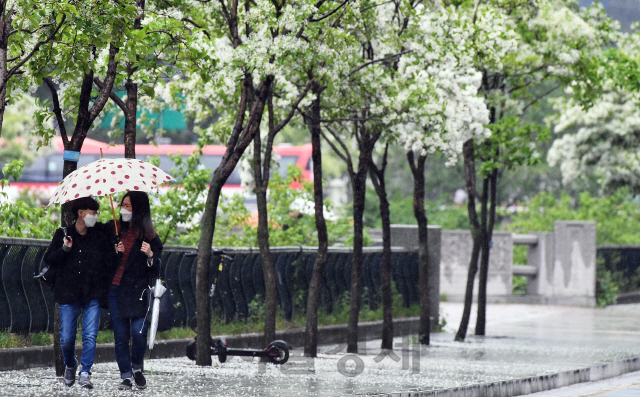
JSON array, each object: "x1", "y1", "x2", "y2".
[{"x1": 184, "y1": 250, "x2": 234, "y2": 262}]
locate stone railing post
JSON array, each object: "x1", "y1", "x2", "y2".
[
  {"x1": 440, "y1": 230, "x2": 513, "y2": 303},
  {"x1": 552, "y1": 221, "x2": 597, "y2": 306},
  {"x1": 526, "y1": 232, "x2": 554, "y2": 297}
]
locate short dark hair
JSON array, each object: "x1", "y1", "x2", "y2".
[{"x1": 71, "y1": 197, "x2": 99, "y2": 220}]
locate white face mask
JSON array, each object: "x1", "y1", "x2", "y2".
[
  {"x1": 120, "y1": 208, "x2": 132, "y2": 222},
  {"x1": 83, "y1": 213, "x2": 98, "y2": 228}
]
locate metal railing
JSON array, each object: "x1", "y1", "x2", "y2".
[
  {"x1": 597, "y1": 245, "x2": 640, "y2": 300},
  {"x1": 0, "y1": 237, "x2": 419, "y2": 334}
]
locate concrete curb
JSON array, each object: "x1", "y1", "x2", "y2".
[
  {"x1": 376, "y1": 357, "x2": 640, "y2": 397},
  {"x1": 0, "y1": 317, "x2": 420, "y2": 372}
]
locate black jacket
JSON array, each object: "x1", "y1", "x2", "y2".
[
  {"x1": 43, "y1": 224, "x2": 118, "y2": 305},
  {"x1": 104, "y1": 221, "x2": 163, "y2": 319}
]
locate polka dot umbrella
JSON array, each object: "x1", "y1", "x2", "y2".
[{"x1": 47, "y1": 157, "x2": 174, "y2": 233}]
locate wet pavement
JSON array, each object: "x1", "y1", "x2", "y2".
[{"x1": 2, "y1": 302, "x2": 640, "y2": 397}]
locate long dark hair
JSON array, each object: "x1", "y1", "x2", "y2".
[{"x1": 120, "y1": 191, "x2": 157, "y2": 240}]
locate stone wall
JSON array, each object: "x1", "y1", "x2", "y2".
[
  {"x1": 389, "y1": 221, "x2": 597, "y2": 308},
  {"x1": 440, "y1": 230, "x2": 513, "y2": 302}
]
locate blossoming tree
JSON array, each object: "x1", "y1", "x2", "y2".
[
  {"x1": 548, "y1": 26, "x2": 640, "y2": 192},
  {"x1": 162, "y1": 0, "x2": 363, "y2": 365},
  {"x1": 391, "y1": 3, "x2": 497, "y2": 345},
  {"x1": 450, "y1": 0, "x2": 616, "y2": 341},
  {"x1": 318, "y1": 0, "x2": 492, "y2": 351},
  {"x1": 0, "y1": 0, "x2": 69, "y2": 139}
]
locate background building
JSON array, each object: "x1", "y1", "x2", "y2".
[{"x1": 579, "y1": 0, "x2": 640, "y2": 30}]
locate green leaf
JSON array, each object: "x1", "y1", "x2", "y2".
[{"x1": 141, "y1": 86, "x2": 155, "y2": 99}]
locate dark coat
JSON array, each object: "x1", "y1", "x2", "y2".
[
  {"x1": 43, "y1": 224, "x2": 118, "y2": 305},
  {"x1": 104, "y1": 221, "x2": 163, "y2": 319}
]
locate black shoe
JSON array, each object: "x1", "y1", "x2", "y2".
[
  {"x1": 133, "y1": 370, "x2": 146, "y2": 390},
  {"x1": 118, "y1": 378, "x2": 133, "y2": 391},
  {"x1": 63, "y1": 365, "x2": 77, "y2": 387}
]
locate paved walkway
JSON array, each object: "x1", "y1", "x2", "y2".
[{"x1": 2, "y1": 302, "x2": 640, "y2": 396}]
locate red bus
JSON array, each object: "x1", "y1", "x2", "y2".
[{"x1": 4, "y1": 137, "x2": 312, "y2": 200}]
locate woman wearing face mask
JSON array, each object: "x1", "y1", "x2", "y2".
[
  {"x1": 43, "y1": 197, "x2": 119, "y2": 390},
  {"x1": 106, "y1": 191, "x2": 162, "y2": 391}
]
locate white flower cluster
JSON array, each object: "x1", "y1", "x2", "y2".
[
  {"x1": 391, "y1": 5, "x2": 517, "y2": 163},
  {"x1": 546, "y1": 3, "x2": 637, "y2": 191},
  {"x1": 548, "y1": 87, "x2": 640, "y2": 190}
]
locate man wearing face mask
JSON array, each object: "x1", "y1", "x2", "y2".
[{"x1": 43, "y1": 196, "x2": 118, "y2": 389}]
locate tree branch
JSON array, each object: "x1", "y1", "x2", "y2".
[
  {"x1": 507, "y1": 72, "x2": 551, "y2": 94},
  {"x1": 3, "y1": 14, "x2": 66, "y2": 93},
  {"x1": 360, "y1": 0, "x2": 393, "y2": 13},
  {"x1": 272, "y1": 79, "x2": 314, "y2": 134},
  {"x1": 94, "y1": 77, "x2": 128, "y2": 116},
  {"x1": 522, "y1": 84, "x2": 560, "y2": 113},
  {"x1": 181, "y1": 17, "x2": 211, "y2": 38},
  {"x1": 43, "y1": 77, "x2": 69, "y2": 146},
  {"x1": 263, "y1": 85, "x2": 276, "y2": 183},
  {"x1": 348, "y1": 50, "x2": 411, "y2": 76},
  {"x1": 7, "y1": 50, "x2": 24, "y2": 63},
  {"x1": 8, "y1": 22, "x2": 55, "y2": 37},
  {"x1": 407, "y1": 150, "x2": 417, "y2": 175},
  {"x1": 87, "y1": 43, "x2": 120, "y2": 126},
  {"x1": 221, "y1": 73, "x2": 250, "y2": 166},
  {"x1": 368, "y1": 142, "x2": 388, "y2": 185},
  {"x1": 146, "y1": 29, "x2": 180, "y2": 42},
  {"x1": 322, "y1": 125, "x2": 355, "y2": 179},
  {"x1": 321, "y1": 115, "x2": 383, "y2": 123},
  {"x1": 310, "y1": 0, "x2": 349, "y2": 22}
]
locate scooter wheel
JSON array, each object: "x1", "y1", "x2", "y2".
[
  {"x1": 217, "y1": 340, "x2": 228, "y2": 363},
  {"x1": 186, "y1": 339, "x2": 197, "y2": 361},
  {"x1": 267, "y1": 341, "x2": 289, "y2": 365}
]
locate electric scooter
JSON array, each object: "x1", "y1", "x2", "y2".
[{"x1": 184, "y1": 250, "x2": 291, "y2": 365}]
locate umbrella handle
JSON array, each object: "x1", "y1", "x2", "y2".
[
  {"x1": 100, "y1": 148, "x2": 119, "y2": 236},
  {"x1": 109, "y1": 194, "x2": 119, "y2": 236}
]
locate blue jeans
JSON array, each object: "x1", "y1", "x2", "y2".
[
  {"x1": 59, "y1": 299, "x2": 100, "y2": 375},
  {"x1": 108, "y1": 285, "x2": 149, "y2": 379}
]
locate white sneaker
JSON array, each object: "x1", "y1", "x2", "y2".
[{"x1": 78, "y1": 372, "x2": 93, "y2": 389}]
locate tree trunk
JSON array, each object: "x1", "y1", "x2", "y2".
[
  {"x1": 52, "y1": 304, "x2": 64, "y2": 376},
  {"x1": 407, "y1": 151, "x2": 430, "y2": 345},
  {"x1": 321, "y1": 117, "x2": 380, "y2": 354},
  {"x1": 124, "y1": 0, "x2": 143, "y2": 158},
  {"x1": 347, "y1": 153, "x2": 369, "y2": 353},
  {"x1": 195, "y1": 173, "x2": 223, "y2": 366},
  {"x1": 124, "y1": 79, "x2": 137, "y2": 159},
  {"x1": 253, "y1": 125, "x2": 277, "y2": 346},
  {"x1": 455, "y1": 139, "x2": 484, "y2": 342},
  {"x1": 195, "y1": 76, "x2": 272, "y2": 365},
  {"x1": 304, "y1": 83, "x2": 328, "y2": 358},
  {"x1": 0, "y1": 3, "x2": 9, "y2": 140},
  {"x1": 475, "y1": 168, "x2": 498, "y2": 336},
  {"x1": 369, "y1": 144, "x2": 392, "y2": 350}
]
